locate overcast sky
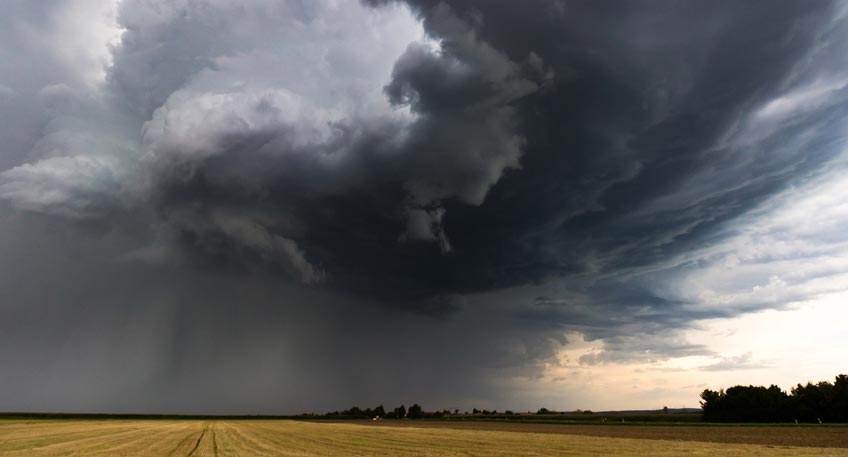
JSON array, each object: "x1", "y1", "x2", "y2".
[{"x1": 1, "y1": 0, "x2": 847, "y2": 414}]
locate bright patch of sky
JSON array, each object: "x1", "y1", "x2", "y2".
[{"x1": 524, "y1": 166, "x2": 848, "y2": 411}]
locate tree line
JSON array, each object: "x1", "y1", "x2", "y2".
[
  {"x1": 320, "y1": 405, "x2": 534, "y2": 419},
  {"x1": 322, "y1": 404, "x2": 427, "y2": 419},
  {"x1": 700, "y1": 374, "x2": 848, "y2": 422}
]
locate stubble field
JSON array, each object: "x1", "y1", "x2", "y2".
[{"x1": 1, "y1": 419, "x2": 846, "y2": 456}]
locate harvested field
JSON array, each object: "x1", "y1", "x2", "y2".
[
  {"x1": 1, "y1": 419, "x2": 847, "y2": 456},
  {"x1": 353, "y1": 419, "x2": 848, "y2": 448}
]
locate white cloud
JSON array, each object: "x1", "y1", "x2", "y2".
[
  {"x1": 0, "y1": 155, "x2": 129, "y2": 219},
  {"x1": 142, "y1": 88, "x2": 342, "y2": 163},
  {"x1": 670, "y1": 167, "x2": 848, "y2": 315},
  {"x1": 517, "y1": 164, "x2": 848, "y2": 410},
  {"x1": 0, "y1": 0, "x2": 430, "y2": 262},
  {"x1": 133, "y1": 0, "x2": 424, "y2": 169},
  {"x1": 49, "y1": 0, "x2": 123, "y2": 87},
  {"x1": 754, "y1": 78, "x2": 848, "y2": 122},
  {"x1": 698, "y1": 352, "x2": 767, "y2": 372}
]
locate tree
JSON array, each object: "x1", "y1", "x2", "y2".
[
  {"x1": 393, "y1": 405, "x2": 406, "y2": 419},
  {"x1": 700, "y1": 389, "x2": 723, "y2": 421},
  {"x1": 408, "y1": 404, "x2": 423, "y2": 419},
  {"x1": 342, "y1": 406, "x2": 364, "y2": 417},
  {"x1": 373, "y1": 405, "x2": 386, "y2": 418},
  {"x1": 699, "y1": 376, "x2": 848, "y2": 423},
  {"x1": 705, "y1": 385, "x2": 791, "y2": 422},
  {"x1": 793, "y1": 380, "x2": 834, "y2": 422},
  {"x1": 833, "y1": 375, "x2": 848, "y2": 421}
]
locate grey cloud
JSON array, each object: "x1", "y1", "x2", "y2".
[
  {"x1": 0, "y1": 211, "x2": 564, "y2": 413},
  {"x1": 384, "y1": 4, "x2": 547, "y2": 208},
  {"x1": 699, "y1": 352, "x2": 769, "y2": 372},
  {"x1": 402, "y1": 207, "x2": 452, "y2": 253},
  {"x1": 576, "y1": 333, "x2": 712, "y2": 367},
  {"x1": 116, "y1": 0, "x2": 548, "y2": 273},
  {"x1": 1, "y1": 0, "x2": 847, "y2": 413},
  {"x1": 0, "y1": 84, "x2": 15, "y2": 100},
  {"x1": 0, "y1": 84, "x2": 140, "y2": 219},
  {"x1": 0, "y1": 155, "x2": 127, "y2": 219},
  {"x1": 0, "y1": 2, "x2": 109, "y2": 172}
]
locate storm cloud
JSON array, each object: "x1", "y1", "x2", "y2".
[{"x1": 1, "y1": 0, "x2": 847, "y2": 413}]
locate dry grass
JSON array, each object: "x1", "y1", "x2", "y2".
[
  {"x1": 353, "y1": 419, "x2": 848, "y2": 448},
  {"x1": 1, "y1": 419, "x2": 847, "y2": 456}
]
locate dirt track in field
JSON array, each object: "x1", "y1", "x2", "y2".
[{"x1": 346, "y1": 419, "x2": 848, "y2": 448}]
